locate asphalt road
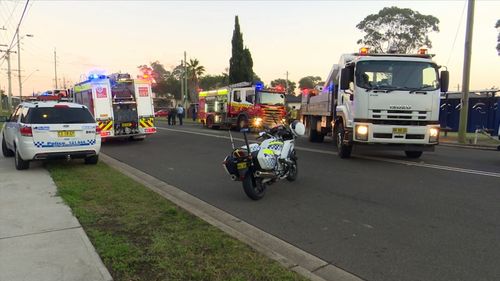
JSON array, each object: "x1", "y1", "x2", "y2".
[{"x1": 102, "y1": 120, "x2": 500, "y2": 281}]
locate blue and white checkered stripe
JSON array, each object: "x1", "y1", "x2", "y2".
[{"x1": 33, "y1": 139, "x2": 96, "y2": 148}]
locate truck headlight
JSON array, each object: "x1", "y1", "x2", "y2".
[
  {"x1": 254, "y1": 118, "x2": 263, "y2": 127},
  {"x1": 355, "y1": 125, "x2": 368, "y2": 141},
  {"x1": 429, "y1": 127, "x2": 439, "y2": 143}
]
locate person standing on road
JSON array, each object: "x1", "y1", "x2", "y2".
[
  {"x1": 168, "y1": 106, "x2": 176, "y2": 125},
  {"x1": 177, "y1": 104, "x2": 184, "y2": 125}
]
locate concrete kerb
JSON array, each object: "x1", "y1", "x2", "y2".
[{"x1": 100, "y1": 153, "x2": 364, "y2": 281}]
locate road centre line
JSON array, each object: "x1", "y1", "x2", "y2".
[{"x1": 156, "y1": 127, "x2": 500, "y2": 179}]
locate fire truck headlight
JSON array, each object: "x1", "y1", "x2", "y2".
[
  {"x1": 355, "y1": 125, "x2": 368, "y2": 141},
  {"x1": 254, "y1": 118, "x2": 262, "y2": 127},
  {"x1": 429, "y1": 127, "x2": 439, "y2": 143}
]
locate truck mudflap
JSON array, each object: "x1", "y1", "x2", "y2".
[
  {"x1": 97, "y1": 120, "x2": 114, "y2": 138},
  {"x1": 139, "y1": 117, "x2": 156, "y2": 134}
]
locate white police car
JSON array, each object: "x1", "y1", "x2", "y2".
[{"x1": 1, "y1": 101, "x2": 101, "y2": 170}]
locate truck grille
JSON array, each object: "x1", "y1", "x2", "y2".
[{"x1": 371, "y1": 109, "x2": 428, "y2": 120}]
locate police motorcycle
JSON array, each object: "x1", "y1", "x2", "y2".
[{"x1": 223, "y1": 120, "x2": 306, "y2": 200}]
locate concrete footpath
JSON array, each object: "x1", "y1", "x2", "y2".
[{"x1": 0, "y1": 154, "x2": 112, "y2": 281}]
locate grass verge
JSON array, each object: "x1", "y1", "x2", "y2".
[
  {"x1": 440, "y1": 131, "x2": 500, "y2": 146},
  {"x1": 47, "y1": 161, "x2": 308, "y2": 281}
]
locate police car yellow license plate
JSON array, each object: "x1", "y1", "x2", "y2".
[
  {"x1": 237, "y1": 162, "x2": 247, "y2": 169},
  {"x1": 58, "y1": 130, "x2": 75, "y2": 137},
  {"x1": 393, "y1": 128, "x2": 407, "y2": 134},
  {"x1": 122, "y1": 122, "x2": 132, "y2": 127}
]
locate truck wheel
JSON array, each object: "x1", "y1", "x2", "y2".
[
  {"x1": 237, "y1": 116, "x2": 248, "y2": 131},
  {"x1": 335, "y1": 122, "x2": 352, "y2": 159},
  {"x1": 2, "y1": 136, "x2": 14, "y2": 157},
  {"x1": 206, "y1": 116, "x2": 215, "y2": 129},
  {"x1": 15, "y1": 148, "x2": 30, "y2": 170},
  {"x1": 242, "y1": 172, "x2": 267, "y2": 200},
  {"x1": 308, "y1": 116, "x2": 324, "y2": 143},
  {"x1": 405, "y1": 151, "x2": 423, "y2": 159}
]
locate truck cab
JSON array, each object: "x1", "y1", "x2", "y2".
[{"x1": 302, "y1": 48, "x2": 449, "y2": 159}]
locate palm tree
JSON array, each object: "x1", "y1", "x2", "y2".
[{"x1": 187, "y1": 58, "x2": 206, "y2": 103}]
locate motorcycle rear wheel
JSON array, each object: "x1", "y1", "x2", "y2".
[
  {"x1": 242, "y1": 172, "x2": 267, "y2": 200},
  {"x1": 286, "y1": 159, "x2": 298, "y2": 181}
]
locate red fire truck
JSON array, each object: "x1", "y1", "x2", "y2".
[{"x1": 198, "y1": 82, "x2": 287, "y2": 130}]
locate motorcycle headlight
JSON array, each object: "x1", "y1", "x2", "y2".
[{"x1": 429, "y1": 127, "x2": 439, "y2": 143}]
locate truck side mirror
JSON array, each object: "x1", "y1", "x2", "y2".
[
  {"x1": 440, "y1": 70, "x2": 449, "y2": 93},
  {"x1": 340, "y1": 67, "x2": 353, "y2": 90}
]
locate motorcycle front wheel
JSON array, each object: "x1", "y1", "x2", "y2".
[{"x1": 242, "y1": 172, "x2": 267, "y2": 200}]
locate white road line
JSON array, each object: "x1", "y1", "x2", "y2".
[{"x1": 156, "y1": 127, "x2": 500, "y2": 179}]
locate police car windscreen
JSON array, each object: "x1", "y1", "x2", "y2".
[{"x1": 26, "y1": 107, "x2": 95, "y2": 124}]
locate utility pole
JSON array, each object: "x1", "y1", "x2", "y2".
[
  {"x1": 285, "y1": 71, "x2": 289, "y2": 94},
  {"x1": 458, "y1": 0, "x2": 475, "y2": 144},
  {"x1": 184, "y1": 51, "x2": 188, "y2": 107},
  {"x1": 17, "y1": 28, "x2": 22, "y2": 101},
  {"x1": 0, "y1": 26, "x2": 7, "y2": 112},
  {"x1": 6, "y1": 50, "x2": 15, "y2": 110},
  {"x1": 180, "y1": 59, "x2": 184, "y2": 107},
  {"x1": 16, "y1": 29, "x2": 33, "y2": 101},
  {"x1": 54, "y1": 48, "x2": 58, "y2": 89}
]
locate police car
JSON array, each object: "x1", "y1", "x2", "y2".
[{"x1": 1, "y1": 101, "x2": 101, "y2": 170}]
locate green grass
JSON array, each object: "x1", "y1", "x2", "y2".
[
  {"x1": 440, "y1": 131, "x2": 500, "y2": 145},
  {"x1": 47, "y1": 162, "x2": 308, "y2": 281}
]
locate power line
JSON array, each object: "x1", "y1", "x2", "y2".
[
  {"x1": 0, "y1": 0, "x2": 29, "y2": 66},
  {"x1": 446, "y1": 0, "x2": 467, "y2": 66}
]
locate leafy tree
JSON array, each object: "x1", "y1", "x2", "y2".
[
  {"x1": 199, "y1": 74, "x2": 228, "y2": 90},
  {"x1": 270, "y1": 78, "x2": 296, "y2": 94},
  {"x1": 496, "y1": 19, "x2": 500, "y2": 55},
  {"x1": 356, "y1": 6, "x2": 439, "y2": 54},
  {"x1": 150, "y1": 61, "x2": 170, "y2": 80},
  {"x1": 298, "y1": 76, "x2": 322, "y2": 89},
  {"x1": 229, "y1": 16, "x2": 254, "y2": 83}
]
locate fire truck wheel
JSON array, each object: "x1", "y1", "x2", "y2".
[
  {"x1": 404, "y1": 151, "x2": 423, "y2": 159},
  {"x1": 206, "y1": 115, "x2": 215, "y2": 129},
  {"x1": 242, "y1": 173, "x2": 267, "y2": 200},
  {"x1": 237, "y1": 116, "x2": 248, "y2": 130},
  {"x1": 335, "y1": 122, "x2": 352, "y2": 159}
]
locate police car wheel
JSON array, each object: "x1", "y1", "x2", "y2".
[
  {"x1": 15, "y1": 148, "x2": 29, "y2": 170},
  {"x1": 2, "y1": 136, "x2": 14, "y2": 157},
  {"x1": 84, "y1": 155, "x2": 99, "y2": 165}
]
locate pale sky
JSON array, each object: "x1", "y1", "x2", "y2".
[{"x1": 0, "y1": 0, "x2": 499, "y2": 95}]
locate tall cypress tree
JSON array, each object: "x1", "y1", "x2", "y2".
[{"x1": 229, "y1": 16, "x2": 254, "y2": 83}]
